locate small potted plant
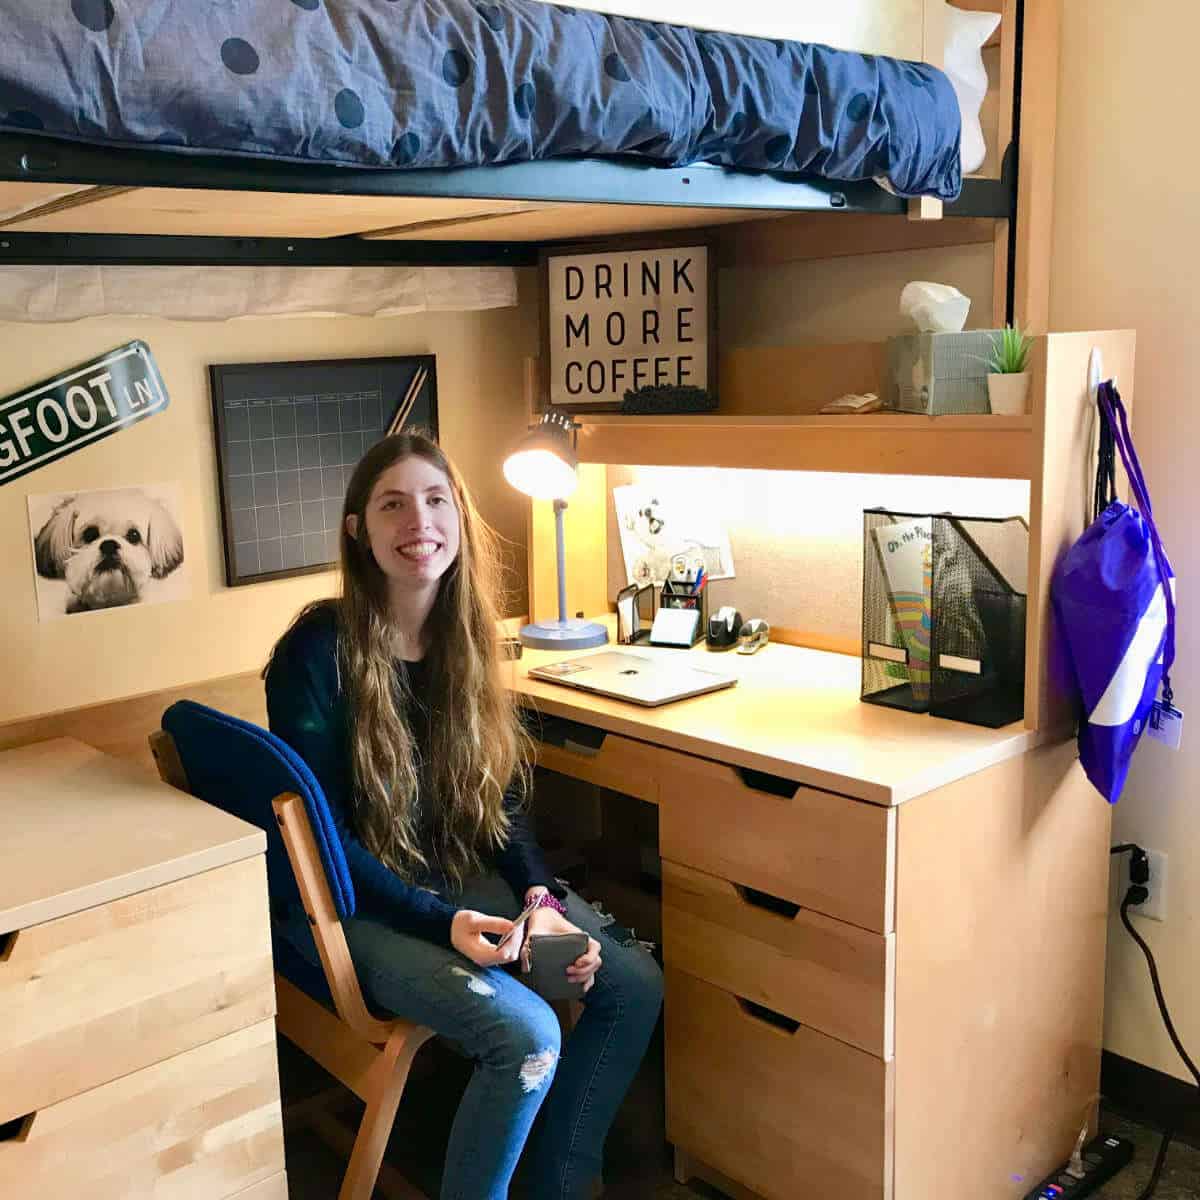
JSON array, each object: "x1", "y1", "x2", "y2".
[{"x1": 986, "y1": 324, "x2": 1034, "y2": 415}]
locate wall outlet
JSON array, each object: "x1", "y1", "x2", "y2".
[{"x1": 1130, "y1": 849, "x2": 1168, "y2": 922}]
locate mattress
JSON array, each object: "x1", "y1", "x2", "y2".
[{"x1": 0, "y1": 0, "x2": 962, "y2": 200}]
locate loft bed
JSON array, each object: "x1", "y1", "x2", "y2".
[
  {"x1": 0, "y1": 1, "x2": 1075, "y2": 706},
  {"x1": 0, "y1": 0, "x2": 1050, "y2": 327},
  {"x1": 1, "y1": 0, "x2": 1081, "y2": 702}
]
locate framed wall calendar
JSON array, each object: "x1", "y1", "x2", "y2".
[{"x1": 209, "y1": 354, "x2": 437, "y2": 587}]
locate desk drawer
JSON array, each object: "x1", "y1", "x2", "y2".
[
  {"x1": 535, "y1": 731, "x2": 665, "y2": 805},
  {"x1": 0, "y1": 856, "x2": 274, "y2": 1124},
  {"x1": 658, "y1": 752, "x2": 895, "y2": 932},
  {"x1": 662, "y1": 860, "x2": 893, "y2": 1057},
  {"x1": 666, "y1": 968, "x2": 892, "y2": 1200},
  {"x1": 0, "y1": 1019, "x2": 284, "y2": 1198}
]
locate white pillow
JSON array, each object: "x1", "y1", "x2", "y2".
[{"x1": 943, "y1": 3, "x2": 1001, "y2": 174}]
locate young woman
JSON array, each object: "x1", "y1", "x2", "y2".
[{"x1": 265, "y1": 432, "x2": 662, "y2": 1200}]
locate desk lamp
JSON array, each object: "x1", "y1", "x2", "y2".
[{"x1": 503, "y1": 412, "x2": 608, "y2": 650}]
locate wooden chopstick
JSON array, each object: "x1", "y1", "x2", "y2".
[{"x1": 387, "y1": 365, "x2": 427, "y2": 436}]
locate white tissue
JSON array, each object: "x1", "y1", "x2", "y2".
[{"x1": 900, "y1": 282, "x2": 970, "y2": 334}]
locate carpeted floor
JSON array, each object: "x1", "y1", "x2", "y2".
[{"x1": 277, "y1": 1029, "x2": 1199, "y2": 1200}]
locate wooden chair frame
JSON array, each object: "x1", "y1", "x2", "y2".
[{"x1": 150, "y1": 730, "x2": 434, "y2": 1200}]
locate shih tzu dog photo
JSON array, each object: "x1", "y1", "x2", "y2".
[
  {"x1": 623, "y1": 497, "x2": 675, "y2": 584},
  {"x1": 31, "y1": 487, "x2": 185, "y2": 617}
]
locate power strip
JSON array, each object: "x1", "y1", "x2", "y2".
[{"x1": 1021, "y1": 1135, "x2": 1135, "y2": 1199}]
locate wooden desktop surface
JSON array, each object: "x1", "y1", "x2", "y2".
[
  {"x1": 505, "y1": 617, "x2": 1047, "y2": 805},
  {"x1": 0, "y1": 738, "x2": 265, "y2": 932}
]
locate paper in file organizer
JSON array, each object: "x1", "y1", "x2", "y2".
[{"x1": 871, "y1": 519, "x2": 933, "y2": 702}]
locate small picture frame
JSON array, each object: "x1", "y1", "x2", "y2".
[
  {"x1": 539, "y1": 234, "x2": 718, "y2": 414},
  {"x1": 616, "y1": 582, "x2": 656, "y2": 645}
]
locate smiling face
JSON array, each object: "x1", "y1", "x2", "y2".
[{"x1": 352, "y1": 454, "x2": 461, "y2": 592}]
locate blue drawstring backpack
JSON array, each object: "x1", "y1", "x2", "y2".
[{"x1": 1051, "y1": 380, "x2": 1176, "y2": 803}]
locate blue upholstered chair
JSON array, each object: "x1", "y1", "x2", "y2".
[{"x1": 151, "y1": 699, "x2": 434, "y2": 1200}]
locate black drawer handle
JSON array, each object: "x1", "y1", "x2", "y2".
[
  {"x1": 734, "y1": 885, "x2": 801, "y2": 920},
  {"x1": 735, "y1": 767, "x2": 800, "y2": 799},
  {"x1": 736, "y1": 997, "x2": 800, "y2": 1035},
  {"x1": 528, "y1": 713, "x2": 608, "y2": 755},
  {"x1": 0, "y1": 1113, "x2": 35, "y2": 1143},
  {"x1": 0, "y1": 931, "x2": 16, "y2": 962},
  {"x1": 562, "y1": 737, "x2": 604, "y2": 758}
]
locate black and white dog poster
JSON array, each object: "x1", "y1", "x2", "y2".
[{"x1": 28, "y1": 483, "x2": 187, "y2": 620}]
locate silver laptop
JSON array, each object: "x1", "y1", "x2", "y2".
[{"x1": 528, "y1": 650, "x2": 736, "y2": 707}]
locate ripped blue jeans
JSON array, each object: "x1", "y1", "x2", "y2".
[{"x1": 275, "y1": 874, "x2": 662, "y2": 1200}]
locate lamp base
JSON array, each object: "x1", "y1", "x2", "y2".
[{"x1": 519, "y1": 618, "x2": 609, "y2": 651}]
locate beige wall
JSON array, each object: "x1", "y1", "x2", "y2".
[
  {"x1": 1050, "y1": 1, "x2": 1199, "y2": 1082},
  {"x1": 721, "y1": 241, "x2": 995, "y2": 347},
  {"x1": 604, "y1": 464, "x2": 1029, "y2": 645},
  {"x1": 0, "y1": 281, "x2": 537, "y2": 726}
]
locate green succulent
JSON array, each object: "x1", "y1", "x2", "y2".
[{"x1": 987, "y1": 324, "x2": 1033, "y2": 374}]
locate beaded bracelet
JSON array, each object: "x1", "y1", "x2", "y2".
[{"x1": 534, "y1": 891, "x2": 567, "y2": 916}]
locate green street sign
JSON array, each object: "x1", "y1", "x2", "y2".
[{"x1": 0, "y1": 341, "x2": 169, "y2": 486}]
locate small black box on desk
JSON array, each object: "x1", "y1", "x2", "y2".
[{"x1": 862, "y1": 508, "x2": 1028, "y2": 728}]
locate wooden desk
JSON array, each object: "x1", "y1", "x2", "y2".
[
  {"x1": 508, "y1": 630, "x2": 1111, "y2": 1200},
  {"x1": 0, "y1": 738, "x2": 287, "y2": 1200}
]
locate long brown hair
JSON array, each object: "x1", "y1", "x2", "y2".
[{"x1": 272, "y1": 431, "x2": 528, "y2": 889}]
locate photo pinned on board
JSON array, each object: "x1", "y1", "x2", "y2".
[{"x1": 613, "y1": 483, "x2": 734, "y2": 587}]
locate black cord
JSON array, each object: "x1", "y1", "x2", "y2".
[
  {"x1": 1135, "y1": 1131, "x2": 1172, "y2": 1200},
  {"x1": 1110, "y1": 845, "x2": 1200, "y2": 1200},
  {"x1": 1117, "y1": 895, "x2": 1200, "y2": 1090}
]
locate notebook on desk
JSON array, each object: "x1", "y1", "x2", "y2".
[{"x1": 528, "y1": 650, "x2": 736, "y2": 707}]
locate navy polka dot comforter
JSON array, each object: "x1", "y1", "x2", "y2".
[{"x1": 0, "y1": 0, "x2": 962, "y2": 200}]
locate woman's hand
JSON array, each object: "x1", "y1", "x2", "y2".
[
  {"x1": 523, "y1": 905, "x2": 603, "y2": 993},
  {"x1": 450, "y1": 909, "x2": 521, "y2": 968}
]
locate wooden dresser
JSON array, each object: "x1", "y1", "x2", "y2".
[
  {"x1": 515, "y1": 636, "x2": 1111, "y2": 1200},
  {"x1": 0, "y1": 738, "x2": 287, "y2": 1200}
]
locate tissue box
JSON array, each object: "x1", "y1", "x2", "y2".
[{"x1": 886, "y1": 330, "x2": 1001, "y2": 415}]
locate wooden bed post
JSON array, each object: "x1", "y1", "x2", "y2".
[
  {"x1": 1012, "y1": 0, "x2": 1061, "y2": 334},
  {"x1": 990, "y1": 0, "x2": 1020, "y2": 326},
  {"x1": 908, "y1": 0, "x2": 947, "y2": 223}
]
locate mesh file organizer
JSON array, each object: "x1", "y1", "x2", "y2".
[
  {"x1": 929, "y1": 515, "x2": 1028, "y2": 727},
  {"x1": 862, "y1": 510, "x2": 1028, "y2": 727}
]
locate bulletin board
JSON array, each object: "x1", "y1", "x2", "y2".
[{"x1": 209, "y1": 354, "x2": 437, "y2": 587}]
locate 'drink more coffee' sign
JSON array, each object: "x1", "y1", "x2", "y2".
[
  {"x1": 544, "y1": 244, "x2": 710, "y2": 409},
  {"x1": 0, "y1": 341, "x2": 169, "y2": 486}
]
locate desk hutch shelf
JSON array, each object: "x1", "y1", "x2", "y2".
[
  {"x1": 576, "y1": 412, "x2": 1035, "y2": 478},
  {"x1": 531, "y1": 327, "x2": 1137, "y2": 735}
]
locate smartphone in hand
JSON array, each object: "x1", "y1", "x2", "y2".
[{"x1": 526, "y1": 932, "x2": 589, "y2": 1001}]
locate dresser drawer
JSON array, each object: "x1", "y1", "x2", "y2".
[
  {"x1": 0, "y1": 856, "x2": 274, "y2": 1124},
  {"x1": 666, "y1": 968, "x2": 892, "y2": 1200},
  {"x1": 658, "y1": 752, "x2": 895, "y2": 932},
  {"x1": 0, "y1": 1019, "x2": 284, "y2": 1198},
  {"x1": 662, "y1": 860, "x2": 893, "y2": 1057}
]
